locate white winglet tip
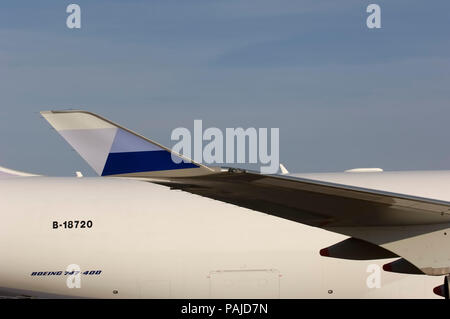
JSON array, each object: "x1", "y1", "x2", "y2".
[{"x1": 280, "y1": 164, "x2": 289, "y2": 175}]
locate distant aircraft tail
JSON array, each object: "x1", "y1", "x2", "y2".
[{"x1": 40, "y1": 110, "x2": 213, "y2": 177}]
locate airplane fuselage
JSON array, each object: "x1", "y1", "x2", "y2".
[{"x1": 0, "y1": 174, "x2": 444, "y2": 298}]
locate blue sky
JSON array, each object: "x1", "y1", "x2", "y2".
[{"x1": 0, "y1": 1, "x2": 449, "y2": 176}]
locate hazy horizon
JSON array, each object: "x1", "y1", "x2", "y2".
[{"x1": 1, "y1": 1, "x2": 449, "y2": 176}]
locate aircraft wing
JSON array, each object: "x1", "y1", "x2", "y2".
[
  {"x1": 0, "y1": 166, "x2": 39, "y2": 178},
  {"x1": 157, "y1": 169, "x2": 450, "y2": 227},
  {"x1": 40, "y1": 110, "x2": 450, "y2": 278},
  {"x1": 150, "y1": 169, "x2": 450, "y2": 276}
]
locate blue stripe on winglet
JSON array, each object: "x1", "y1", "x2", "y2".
[{"x1": 101, "y1": 150, "x2": 198, "y2": 176}]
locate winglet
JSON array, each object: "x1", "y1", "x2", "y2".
[
  {"x1": 41, "y1": 110, "x2": 214, "y2": 178},
  {"x1": 279, "y1": 164, "x2": 289, "y2": 175}
]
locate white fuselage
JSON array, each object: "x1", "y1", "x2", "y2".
[{"x1": 0, "y1": 172, "x2": 446, "y2": 298}]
